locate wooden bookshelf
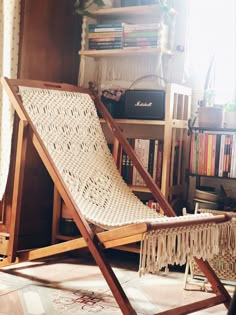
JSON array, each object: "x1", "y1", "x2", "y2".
[
  {"x1": 92, "y1": 4, "x2": 177, "y2": 17},
  {"x1": 51, "y1": 3, "x2": 191, "y2": 245},
  {"x1": 79, "y1": 47, "x2": 172, "y2": 57},
  {"x1": 99, "y1": 118, "x2": 166, "y2": 126}
]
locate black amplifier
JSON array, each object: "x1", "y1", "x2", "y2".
[{"x1": 123, "y1": 89, "x2": 165, "y2": 120}]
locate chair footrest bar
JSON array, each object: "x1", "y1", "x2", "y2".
[{"x1": 153, "y1": 295, "x2": 227, "y2": 315}]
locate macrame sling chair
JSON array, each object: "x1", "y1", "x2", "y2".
[{"x1": 1, "y1": 77, "x2": 234, "y2": 315}]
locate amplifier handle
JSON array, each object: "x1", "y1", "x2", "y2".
[{"x1": 128, "y1": 74, "x2": 167, "y2": 90}]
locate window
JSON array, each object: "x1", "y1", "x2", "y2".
[{"x1": 185, "y1": 0, "x2": 236, "y2": 104}]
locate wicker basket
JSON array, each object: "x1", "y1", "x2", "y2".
[
  {"x1": 191, "y1": 209, "x2": 236, "y2": 281},
  {"x1": 192, "y1": 250, "x2": 236, "y2": 281}
]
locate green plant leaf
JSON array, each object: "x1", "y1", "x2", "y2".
[
  {"x1": 83, "y1": 10, "x2": 96, "y2": 17},
  {"x1": 225, "y1": 103, "x2": 236, "y2": 112},
  {"x1": 94, "y1": 0, "x2": 105, "y2": 6}
]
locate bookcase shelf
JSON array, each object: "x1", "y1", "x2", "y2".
[
  {"x1": 129, "y1": 185, "x2": 151, "y2": 193},
  {"x1": 189, "y1": 173, "x2": 236, "y2": 180},
  {"x1": 190, "y1": 126, "x2": 236, "y2": 133},
  {"x1": 99, "y1": 118, "x2": 166, "y2": 126},
  {"x1": 189, "y1": 128, "x2": 236, "y2": 179},
  {"x1": 100, "y1": 118, "x2": 188, "y2": 128},
  {"x1": 92, "y1": 4, "x2": 177, "y2": 17},
  {"x1": 188, "y1": 127, "x2": 236, "y2": 212},
  {"x1": 79, "y1": 47, "x2": 172, "y2": 57}
]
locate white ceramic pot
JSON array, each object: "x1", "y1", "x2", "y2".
[
  {"x1": 224, "y1": 111, "x2": 236, "y2": 128},
  {"x1": 198, "y1": 107, "x2": 224, "y2": 128}
]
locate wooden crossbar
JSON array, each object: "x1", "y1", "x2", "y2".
[
  {"x1": 1, "y1": 77, "x2": 232, "y2": 315},
  {"x1": 155, "y1": 295, "x2": 227, "y2": 315}
]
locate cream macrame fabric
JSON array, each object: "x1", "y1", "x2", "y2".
[
  {"x1": 198, "y1": 209, "x2": 236, "y2": 256},
  {"x1": 0, "y1": 0, "x2": 21, "y2": 200},
  {"x1": 19, "y1": 86, "x2": 232, "y2": 272}
]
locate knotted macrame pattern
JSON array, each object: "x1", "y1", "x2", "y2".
[{"x1": 19, "y1": 86, "x2": 234, "y2": 272}]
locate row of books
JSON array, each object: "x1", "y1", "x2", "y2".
[
  {"x1": 117, "y1": 138, "x2": 163, "y2": 187},
  {"x1": 190, "y1": 132, "x2": 236, "y2": 178},
  {"x1": 123, "y1": 22, "x2": 167, "y2": 49},
  {"x1": 88, "y1": 23, "x2": 123, "y2": 50},
  {"x1": 88, "y1": 23, "x2": 168, "y2": 50}
]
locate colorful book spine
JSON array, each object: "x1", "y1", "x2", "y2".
[
  {"x1": 123, "y1": 23, "x2": 161, "y2": 31},
  {"x1": 88, "y1": 32, "x2": 123, "y2": 38},
  {"x1": 198, "y1": 133, "x2": 204, "y2": 175},
  {"x1": 207, "y1": 134, "x2": 212, "y2": 176},
  {"x1": 218, "y1": 135, "x2": 225, "y2": 177},
  {"x1": 88, "y1": 23, "x2": 122, "y2": 33},
  {"x1": 189, "y1": 133, "x2": 194, "y2": 173},
  {"x1": 223, "y1": 136, "x2": 229, "y2": 177},
  {"x1": 203, "y1": 133, "x2": 208, "y2": 176},
  {"x1": 148, "y1": 140, "x2": 155, "y2": 177},
  {"x1": 214, "y1": 134, "x2": 221, "y2": 176},
  {"x1": 152, "y1": 140, "x2": 159, "y2": 181},
  {"x1": 89, "y1": 38, "x2": 122, "y2": 43},
  {"x1": 194, "y1": 133, "x2": 199, "y2": 174},
  {"x1": 155, "y1": 141, "x2": 163, "y2": 187},
  {"x1": 121, "y1": 149, "x2": 127, "y2": 181},
  {"x1": 230, "y1": 134, "x2": 236, "y2": 178},
  {"x1": 123, "y1": 32, "x2": 159, "y2": 38},
  {"x1": 89, "y1": 23, "x2": 122, "y2": 29},
  {"x1": 211, "y1": 134, "x2": 216, "y2": 176}
]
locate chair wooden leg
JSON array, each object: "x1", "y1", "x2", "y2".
[
  {"x1": 82, "y1": 234, "x2": 137, "y2": 315},
  {"x1": 194, "y1": 258, "x2": 232, "y2": 309},
  {"x1": 31, "y1": 132, "x2": 137, "y2": 314},
  {"x1": 51, "y1": 186, "x2": 61, "y2": 244},
  {"x1": 7, "y1": 119, "x2": 28, "y2": 262}
]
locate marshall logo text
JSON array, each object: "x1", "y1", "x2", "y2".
[{"x1": 134, "y1": 101, "x2": 152, "y2": 107}]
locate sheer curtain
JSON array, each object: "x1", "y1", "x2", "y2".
[
  {"x1": 0, "y1": 0, "x2": 21, "y2": 200},
  {"x1": 184, "y1": 0, "x2": 236, "y2": 105}
]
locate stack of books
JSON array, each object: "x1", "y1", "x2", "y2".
[
  {"x1": 123, "y1": 23, "x2": 168, "y2": 49},
  {"x1": 88, "y1": 23, "x2": 123, "y2": 50}
]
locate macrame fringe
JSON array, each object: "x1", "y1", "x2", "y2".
[
  {"x1": 139, "y1": 220, "x2": 236, "y2": 276},
  {"x1": 139, "y1": 224, "x2": 219, "y2": 276}
]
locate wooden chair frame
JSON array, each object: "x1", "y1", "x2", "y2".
[{"x1": 0, "y1": 77, "x2": 232, "y2": 315}]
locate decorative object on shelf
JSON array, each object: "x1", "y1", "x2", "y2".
[
  {"x1": 224, "y1": 103, "x2": 236, "y2": 128},
  {"x1": 195, "y1": 188, "x2": 219, "y2": 203},
  {"x1": 89, "y1": 81, "x2": 125, "y2": 118},
  {"x1": 100, "y1": 88, "x2": 125, "y2": 118},
  {"x1": 123, "y1": 74, "x2": 166, "y2": 120},
  {"x1": 124, "y1": 89, "x2": 165, "y2": 120},
  {"x1": 197, "y1": 55, "x2": 225, "y2": 128},
  {"x1": 198, "y1": 106, "x2": 224, "y2": 128},
  {"x1": 74, "y1": 0, "x2": 106, "y2": 17}
]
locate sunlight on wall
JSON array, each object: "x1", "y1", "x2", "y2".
[{"x1": 185, "y1": 0, "x2": 235, "y2": 104}]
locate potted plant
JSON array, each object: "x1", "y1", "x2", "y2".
[{"x1": 74, "y1": 0, "x2": 109, "y2": 17}]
